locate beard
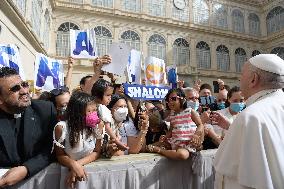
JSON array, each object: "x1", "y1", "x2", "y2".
[{"x1": 3, "y1": 95, "x2": 31, "y2": 114}]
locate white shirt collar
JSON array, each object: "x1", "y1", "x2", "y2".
[{"x1": 246, "y1": 89, "x2": 281, "y2": 107}]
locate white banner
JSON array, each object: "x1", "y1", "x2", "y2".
[
  {"x1": 144, "y1": 56, "x2": 166, "y2": 86},
  {"x1": 127, "y1": 49, "x2": 141, "y2": 84},
  {"x1": 123, "y1": 83, "x2": 169, "y2": 100},
  {"x1": 34, "y1": 53, "x2": 64, "y2": 91},
  {"x1": 102, "y1": 43, "x2": 131, "y2": 76},
  {"x1": 70, "y1": 29, "x2": 97, "y2": 59},
  {"x1": 0, "y1": 44, "x2": 25, "y2": 80}
]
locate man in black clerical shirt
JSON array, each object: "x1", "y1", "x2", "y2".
[{"x1": 0, "y1": 67, "x2": 57, "y2": 187}]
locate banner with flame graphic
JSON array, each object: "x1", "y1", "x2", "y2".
[{"x1": 144, "y1": 56, "x2": 166, "y2": 86}]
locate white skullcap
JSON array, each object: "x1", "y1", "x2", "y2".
[{"x1": 249, "y1": 54, "x2": 284, "y2": 75}]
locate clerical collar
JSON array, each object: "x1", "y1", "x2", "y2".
[
  {"x1": 14, "y1": 114, "x2": 22, "y2": 118},
  {"x1": 246, "y1": 89, "x2": 280, "y2": 107}
]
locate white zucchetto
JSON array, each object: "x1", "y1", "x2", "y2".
[{"x1": 249, "y1": 54, "x2": 284, "y2": 75}]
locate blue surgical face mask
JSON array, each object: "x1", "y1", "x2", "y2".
[
  {"x1": 230, "y1": 103, "x2": 245, "y2": 113},
  {"x1": 187, "y1": 101, "x2": 199, "y2": 111},
  {"x1": 217, "y1": 102, "x2": 226, "y2": 110}
]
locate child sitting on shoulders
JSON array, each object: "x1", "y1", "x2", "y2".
[{"x1": 91, "y1": 79, "x2": 128, "y2": 151}]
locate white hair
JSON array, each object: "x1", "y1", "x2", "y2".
[{"x1": 248, "y1": 63, "x2": 284, "y2": 89}]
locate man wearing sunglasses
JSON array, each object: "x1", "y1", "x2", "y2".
[{"x1": 0, "y1": 67, "x2": 57, "y2": 187}]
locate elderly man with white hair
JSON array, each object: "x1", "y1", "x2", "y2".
[{"x1": 214, "y1": 54, "x2": 284, "y2": 189}]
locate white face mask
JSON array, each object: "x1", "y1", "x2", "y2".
[
  {"x1": 187, "y1": 101, "x2": 199, "y2": 111},
  {"x1": 113, "y1": 107, "x2": 128, "y2": 122}
]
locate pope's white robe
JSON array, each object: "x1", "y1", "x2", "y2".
[{"x1": 214, "y1": 89, "x2": 284, "y2": 189}]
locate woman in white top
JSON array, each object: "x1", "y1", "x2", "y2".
[
  {"x1": 108, "y1": 94, "x2": 149, "y2": 155},
  {"x1": 52, "y1": 92, "x2": 103, "y2": 187},
  {"x1": 206, "y1": 86, "x2": 245, "y2": 146}
]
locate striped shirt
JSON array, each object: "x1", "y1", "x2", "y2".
[{"x1": 168, "y1": 108, "x2": 197, "y2": 146}]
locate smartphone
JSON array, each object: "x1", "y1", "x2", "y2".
[{"x1": 139, "y1": 100, "x2": 147, "y2": 113}]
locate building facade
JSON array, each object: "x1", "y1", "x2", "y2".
[{"x1": 1, "y1": 0, "x2": 284, "y2": 89}]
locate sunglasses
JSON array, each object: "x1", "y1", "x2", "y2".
[
  {"x1": 9, "y1": 81, "x2": 29, "y2": 92},
  {"x1": 168, "y1": 96, "x2": 180, "y2": 102},
  {"x1": 50, "y1": 86, "x2": 69, "y2": 96}
]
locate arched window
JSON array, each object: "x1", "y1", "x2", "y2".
[
  {"x1": 43, "y1": 10, "x2": 50, "y2": 50},
  {"x1": 94, "y1": 26, "x2": 113, "y2": 57},
  {"x1": 121, "y1": 0, "x2": 140, "y2": 12},
  {"x1": 232, "y1": 9, "x2": 244, "y2": 33},
  {"x1": 120, "y1": 30, "x2": 141, "y2": 50},
  {"x1": 196, "y1": 41, "x2": 211, "y2": 69},
  {"x1": 266, "y1": 6, "x2": 284, "y2": 34},
  {"x1": 213, "y1": 3, "x2": 228, "y2": 29},
  {"x1": 173, "y1": 38, "x2": 190, "y2": 66},
  {"x1": 13, "y1": 0, "x2": 26, "y2": 15},
  {"x1": 92, "y1": 0, "x2": 113, "y2": 8},
  {"x1": 148, "y1": 34, "x2": 166, "y2": 60},
  {"x1": 271, "y1": 47, "x2": 284, "y2": 60},
  {"x1": 235, "y1": 48, "x2": 246, "y2": 72},
  {"x1": 172, "y1": 0, "x2": 189, "y2": 22},
  {"x1": 56, "y1": 22, "x2": 80, "y2": 57},
  {"x1": 148, "y1": 0, "x2": 166, "y2": 17},
  {"x1": 193, "y1": 0, "x2": 209, "y2": 25},
  {"x1": 249, "y1": 13, "x2": 260, "y2": 36},
  {"x1": 252, "y1": 50, "x2": 261, "y2": 57},
  {"x1": 216, "y1": 45, "x2": 230, "y2": 71},
  {"x1": 31, "y1": 0, "x2": 42, "y2": 37}
]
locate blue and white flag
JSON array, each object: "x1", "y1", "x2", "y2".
[
  {"x1": 127, "y1": 49, "x2": 141, "y2": 84},
  {"x1": 123, "y1": 83, "x2": 170, "y2": 100},
  {"x1": 0, "y1": 44, "x2": 25, "y2": 80},
  {"x1": 70, "y1": 29, "x2": 97, "y2": 59},
  {"x1": 34, "y1": 53, "x2": 64, "y2": 91},
  {"x1": 166, "y1": 65, "x2": 177, "y2": 88}
]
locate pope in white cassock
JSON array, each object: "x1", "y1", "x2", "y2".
[{"x1": 214, "y1": 54, "x2": 284, "y2": 189}]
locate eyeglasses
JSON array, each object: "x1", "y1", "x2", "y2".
[
  {"x1": 9, "y1": 81, "x2": 29, "y2": 92},
  {"x1": 50, "y1": 86, "x2": 69, "y2": 96}
]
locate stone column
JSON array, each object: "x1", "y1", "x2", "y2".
[
  {"x1": 244, "y1": 10, "x2": 249, "y2": 34},
  {"x1": 165, "y1": 0, "x2": 172, "y2": 19},
  {"x1": 190, "y1": 37, "x2": 198, "y2": 83},
  {"x1": 208, "y1": 0, "x2": 213, "y2": 27},
  {"x1": 141, "y1": 29, "x2": 148, "y2": 66},
  {"x1": 189, "y1": 0, "x2": 194, "y2": 23},
  {"x1": 113, "y1": 24, "x2": 120, "y2": 42},
  {"x1": 210, "y1": 40, "x2": 217, "y2": 70},
  {"x1": 228, "y1": 7, "x2": 233, "y2": 31},
  {"x1": 166, "y1": 33, "x2": 173, "y2": 65},
  {"x1": 229, "y1": 46, "x2": 236, "y2": 72},
  {"x1": 114, "y1": 0, "x2": 121, "y2": 10},
  {"x1": 190, "y1": 37, "x2": 197, "y2": 68},
  {"x1": 260, "y1": 12, "x2": 267, "y2": 37},
  {"x1": 25, "y1": 0, "x2": 32, "y2": 27}
]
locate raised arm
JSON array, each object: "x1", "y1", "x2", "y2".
[
  {"x1": 64, "y1": 56, "x2": 74, "y2": 89},
  {"x1": 84, "y1": 55, "x2": 111, "y2": 95}
]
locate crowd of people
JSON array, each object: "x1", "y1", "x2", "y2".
[{"x1": 0, "y1": 53, "x2": 283, "y2": 189}]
